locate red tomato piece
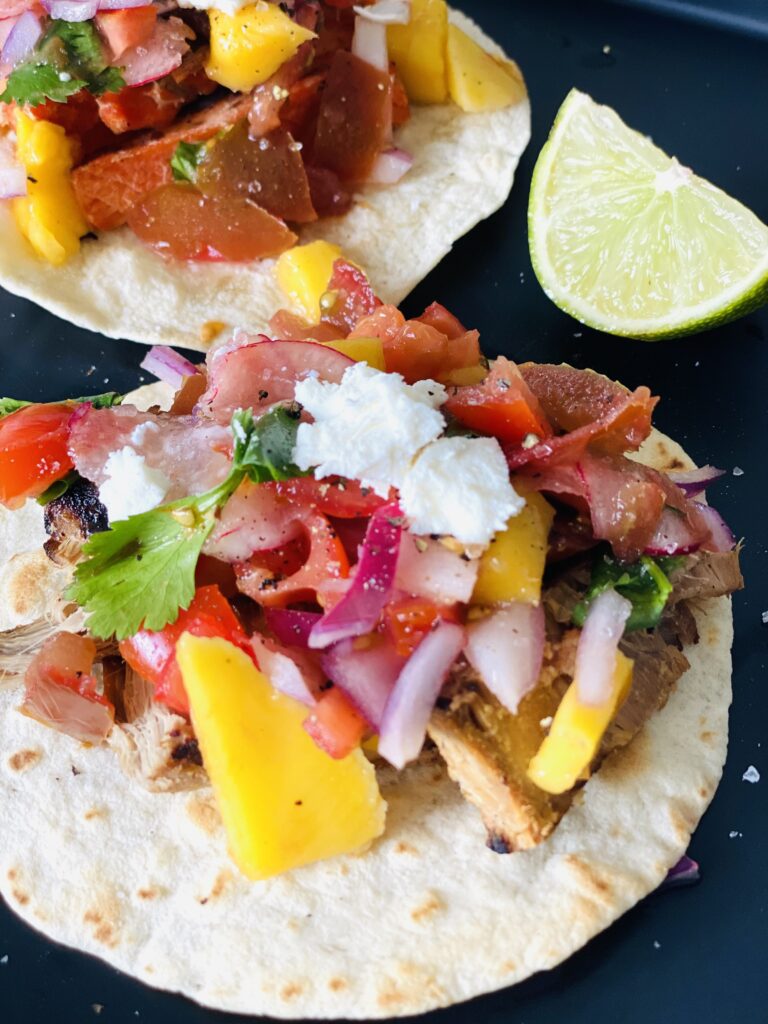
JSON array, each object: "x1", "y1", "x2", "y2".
[
  {"x1": 126, "y1": 183, "x2": 297, "y2": 262},
  {"x1": 197, "y1": 123, "x2": 317, "y2": 224},
  {"x1": 383, "y1": 597, "x2": 461, "y2": 657},
  {"x1": 0, "y1": 403, "x2": 75, "y2": 508},
  {"x1": 415, "y1": 301, "x2": 466, "y2": 339},
  {"x1": 268, "y1": 309, "x2": 342, "y2": 342},
  {"x1": 96, "y1": 7, "x2": 157, "y2": 59},
  {"x1": 391, "y1": 69, "x2": 410, "y2": 127},
  {"x1": 303, "y1": 686, "x2": 367, "y2": 759},
  {"x1": 273, "y1": 477, "x2": 387, "y2": 518},
  {"x1": 320, "y1": 259, "x2": 382, "y2": 335},
  {"x1": 235, "y1": 512, "x2": 350, "y2": 608},
  {"x1": 119, "y1": 585, "x2": 248, "y2": 717},
  {"x1": 444, "y1": 357, "x2": 553, "y2": 445},
  {"x1": 281, "y1": 71, "x2": 325, "y2": 144},
  {"x1": 313, "y1": 51, "x2": 392, "y2": 183},
  {"x1": 97, "y1": 82, "x2": 184, "y2": 134},
  {"x1": 384, "y1": 321, "x2": 481, "y2": 384},
  {"x1": 305, "y1": 166, "x2": 352, "y2": 218}
]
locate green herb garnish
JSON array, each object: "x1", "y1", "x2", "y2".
[
  {"x1": 573, "y1": 551, "x2": 684, "y2": 632},
  {"x1": 37, "y1": 470, "x2": 80, "y2": 506},
  {"x1": 0, "y1": 20, "x2": 125, "y2": 107},
  {"x1": 68, "y1": 406, "x2": 309, "y2": 639},
  {"x1": 170, "y1": 141, "x2": 208, "y2": 183},
  {"x1": 0, "y1": 392, "x2": 123, "y2": 419}
]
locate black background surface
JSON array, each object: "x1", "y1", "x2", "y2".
[{"x1": 1, "y1": 1, "x2": 766, "y2": 1022}]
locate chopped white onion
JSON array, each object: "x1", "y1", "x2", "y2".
[
  {"x1": 353, "y1": 0, "x2": 410, "y2": 25},
  {"x1": 42, "y1": 0, "x2": 99, "y2": 22},
  {"x1": 0, "y1": 141, "x2": 26, "y2": 199},
  {"x1": 1, "y1": 10, "x2": 41, "y2": 68},
  {"x1": 574, "y1": 589, "x2": 632, "y2": 706},
  {"x1": 250, "y1": 634, "x2": 320, "y2": 708},
  {"x1": 464, "y1": 604, "x2": 545, "y2": 714},
  {"x1": 368, "y1": 147, "x2": 413, "y2": 184},
  {"x1": 351, "y1": 13, "x2": 389, "y2": 72}
]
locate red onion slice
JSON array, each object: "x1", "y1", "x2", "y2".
[
  {"x1": 667, "y1": 465, "x2": 725, "y2": 497},
  {"x1": 464, "y1": 604, "x2": 545, "y2": 714},
  {"x1": 264, "y1": 609, "x2": 321, "y2": 649},
  {"x1": 120, "y1": 16, "x2": 192, "y2": 87},
  {"x1": 99, "y1": 0, "x2": 158, "y2": 9},
  {"x1": 574, "y1": 588, "x2": 632, "y2": 706},
  {"x1": 1, "y1": 9, "x2": 41, "y2": 68},
  {"x1": 309, "y1": 503, "x2": 402, "y2": 649},
  {"x1": 351, "y1": 13, "x2": 388, "y2": 71},
  {"x1": 353, "y1": 0, "x2": 410, "y2": 25},
  {"x1": 250, "y1": 634, "x2": 321, "y2": 707},
  {"x1": 661, "y1": 854, "x2": 700, "y2": 889},
  {"x1": 321, "y1": 636, "x2": 405, "y2": 727},
  {"x1": 140, "y1": 345, "x2": 199, "y2": 389},
  {"x1": 42, "y1": 0, "x2": 99, "y2": 20},
  {"x1": 368, "y1": 147, "x2": 413, "y2": 185},
  {"x1": 645, "y1": 507, "x2": 703, "y2": 556},
  {"x1": 378, "y1": 621, "x2": 465, "y2": 769},
  {"x1": 692, "y1": 501, "x2": 736, "y2": 552},
  {"x1": 395, "y1": 534, "x2": 478, "y2": 605}
]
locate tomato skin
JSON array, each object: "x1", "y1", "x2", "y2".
[
  {"x1": 444, "y1": 358, "x2": 552, "y2": 445},
  {"x1": 0, "y1": 403, "x2": 75, "y2": 508},
  {"x1": 304, "y1": 687, "x2": 367, "y2": 759},
  {"x1": 95, "y1": 7, "x2": 157, "y2": 59},
  {"x1": 383, "y1": 597, "x2": 461, "y2": 657},
  {"x1": 273, "y1": 477, "x2": 387, "y2": 518},
  {"x1": 119, "y1": 585, "x2": 248, "y2": 717}
]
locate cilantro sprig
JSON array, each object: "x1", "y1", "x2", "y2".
[
  {"x1": 0, "y1": 392, "x2": 123, "y2": 418},
  {"x1": 170, "y1": 141, "x2": 208, "y2": 183},
  {"x1": 68, "y1": 406, "x2": 309, "y2": 640},
  {"x1": 0, "y1": 20, "x2": 125, "y2": 107},
  {"x1": 573, "y1": 551, "x2": 684, "y2": 632}
]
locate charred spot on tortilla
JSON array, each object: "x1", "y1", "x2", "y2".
[{"x1": 44, "y1": 478, "x2": 108, "y2": 566}]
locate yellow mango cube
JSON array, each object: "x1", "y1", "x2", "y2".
[
  {"x1": 321, "y1": 337, "x2": 385, "y2": 370},
  {"x1": 387, "y1": 0, "x2": 448, "y2": 104},
  {"x1": 442, "y1": 364, "x2": 488, "y2": 386},
  {"x1": 472, "y1": 492, "x2": 555, "y2": 606},
  {"x1": 177, "y1": 635, "x2": 386, "y2": 880},
  {"x1": 12, "y1": 113, "x2": 87, "y2": 266},
  {"x1": 276, "y1": 240, "x2": 342, "y2": 320},
  {"x1": 206, "y1": 3, "x2": 316, "y2": 93},
  {"x1": 527, "y1": 651, "x2": 634, "y2": 795},
  {"x1": 446, "y1": 24, "x2": 526, "y2": 112}
]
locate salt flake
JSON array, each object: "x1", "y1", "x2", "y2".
[{"x1": 742, "y1": 765, "x2": 760, "y2": 783}]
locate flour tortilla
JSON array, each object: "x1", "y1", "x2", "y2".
[
  {"x1": 0, "y1": 424, "x2": 732, "y2": 1018},
  {"x1": 0, "y1": 10, "x2": 530, "y2": 353}
]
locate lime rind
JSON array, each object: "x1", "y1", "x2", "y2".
[{"x1": 529, "y1": 89, "x2": 768, "y2": 339}]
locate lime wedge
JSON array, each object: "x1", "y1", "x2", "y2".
[{"x1": 528, "y1": 89, "x2": 768, "y2": 339}]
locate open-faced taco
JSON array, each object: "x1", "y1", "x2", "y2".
[
  {"x1": 0, "y1": 269, "x2": 742, "y2": 1016},
  {"x1": 0, "y1": 0, "x2": 529, "y2": 349}
]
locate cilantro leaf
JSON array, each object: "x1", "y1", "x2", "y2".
[
  {"x1": 0, "y1": 398, "x2": 32, "y2": 417},
  {"x1": 48, "y1": 19, "x2": 103, "y2": 67},
  {"x1": 573, "y1": 551, "x2": 685, "y2": 632},
  {"x1": 0, "y1": 63, "x2": 86, "y2": 107},
  {"x1": 232, "y1": 406, "x2": 309, "y2": 483},
  {"x1": 37, "y1": 470, "x2": 80, "y2": 506},
  {"x1": 0, "y1": 392, "x2": 123, "y2": 419},
  {"x1": 170, "y1": 141, "x2": 207, "y2": 183},
  {"x1": 87, "y1": 65, "x2": 126, "y2": 97}
]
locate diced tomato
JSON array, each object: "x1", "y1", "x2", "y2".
[
  {"x1": 391, "y1": 69, "x2": 410, "y2": 127},
  {"x1": 126, "y1": 182, "x2": 297, "y2": 262},
  {"x1": 305, "y1": 166, "x2": 352, "y2": 218},
  {"x1": 235, "y1": 512, "x2": 350, "y2": 608},
  {"x1": 313, "y1": 51, "x2": 392, "y2": 183},
  {"x1": 444, "y1": 357, "x2": 552, "y2": 445},
  {"x1": 415, "y1": 301, "x2": 466, "y2": 339},
  {"x1": 281, "y1": 71, "x2": 325, "y2": 145},
  {"x1": 0, "y1": 403, "x2": 75, "y2": 508},
  {"x1": 383, "y1": 597, "x2": 461, "y2": 657},
  {"x1": 273, "y1": 477, "x2": 388, "y2": 518},
  {"x1": 303, "y1": 686, "x2": 367, "y2": 759},
  {"x1": 119, "y1": 585, "x2": 248, "y2": 717},
  {"x1": 268, "y1": 309, "x2": 342, "y2": 342},
  {"x1": 197, "y1": 123, "x2": 316, "y2": 224},
  {"x1": 97, "y1": 82, "x2": 184, "y2": 135},
  {"x1": 30, "y1": 90, "x2": 101, "y2": 136},
  {"x1": 96, "y1": 7, "x2": 157, "y2": 59},
  {"x1": 320, "y1": 259, "x2": 382, "y2": 335}
]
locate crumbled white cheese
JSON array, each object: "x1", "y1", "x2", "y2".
[
  {"x1": 293, "y1": 363, "x2": 446, "y2": 496},
  {"x1": 178, "y1": 0, "x2": 262, "y2": 15},
  {"x1": 400, "y1": 436, "x2": 523, "y2": 545},
  {"x1": 98, "y1": 447, "x2": 171, "y2": 523}
]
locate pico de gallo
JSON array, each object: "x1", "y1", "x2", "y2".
[
  {"x1": 0, "y1": 0, "x2": 525, "y2": 266},
  {"x1": 0, "y1": 262, "x2": 742, "y2": 878}
]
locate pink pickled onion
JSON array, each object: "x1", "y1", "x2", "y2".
[
  {"x1": 264, "y1": 608, "x2": 321, "y2": 649},
  {"x1": 464, "y1": 603, "x2": 544, "y2": 714},
  {"x1": 1, "y1": 9, "x2": 41, "y2": 67},
  {"x1": 120, "y1": 16, "x2": 192, "y2": 88},
  {"x1": 367, "y1": 148, "x2": 413, "y2": 185},
  {"x1": 378, "y1": 621, "x2": 465, "y2": 768},
  {"x1": 42, "y1": 0, "x2": 97, "y2": 20},
  {"x1": 574, "y1": 589, "x2": 632, "y2": 706},
  {"x1": 139, "y1": 345, "x2": 199, "y2": 389},
  {"x1": 250, "y1": 634, "x2": 321, "y2": 707},
  {"x1": 321, "y1": 636, "x2": 405, "y2": 727},
  {"x1": 692, "y1": 501, "x2": 736, "y2": 552},
  {"x1": 661, "y1": 854, "x2": 700, "y2": 889},
  {"x1": 667, "y1": 465, "x2": 725, "y2": 497},
  {"x1": 309, "y1": 504, "x2": 401, "y2": 649},
  {"x1": 644, "y1": 507, "x2": 704, "y2": 556},
  {"x1": 395, "y1": 534, "x2": 478, "y2": 605},
  {"x1": 351, "y1": 12, "x2": 388, "y2": 71}
]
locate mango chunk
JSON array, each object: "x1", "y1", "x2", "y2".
[
  {"x1": 13, "y1": 113, "x2": 87, "y2": 266},
  {"x1": 276, "y1": 240, "x2": 342, "y2": 320},
  {"x1": 206, "y1": 3, "x2": 316, "y2": 93},
  {"x1": 527, "y1": 651, "x2": 634, "y2": 795},
  {"x1": 472, "y1": 492, "x2": 555, "y2": 606},
  {"x1": 177, "y1": 635, "x2": 386, "y2": 880},
  {"x1": 446, "y1": 24, "x2": 526, "y2": 112},
  {"x1": 387, "y1": 0, "x2": 448, "y2": 104},
  {"x1": 321, "y1": 336, "x2": 385, "y2": 370}
]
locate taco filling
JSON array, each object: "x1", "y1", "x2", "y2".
[
  {"x1": 0, "y1": 0, "x2": 525, "y2": 266},
  {"x1": 0, "y1": 263, "x2": 742, "y2": 880}
]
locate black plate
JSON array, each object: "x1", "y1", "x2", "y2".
[{"x1": 2, "y1": 1, "x2": 767, "y2": 1021}]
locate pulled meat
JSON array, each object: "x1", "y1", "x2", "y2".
[{"x1": 669, "y1": 550, "x2": 744, "y2": 604}]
